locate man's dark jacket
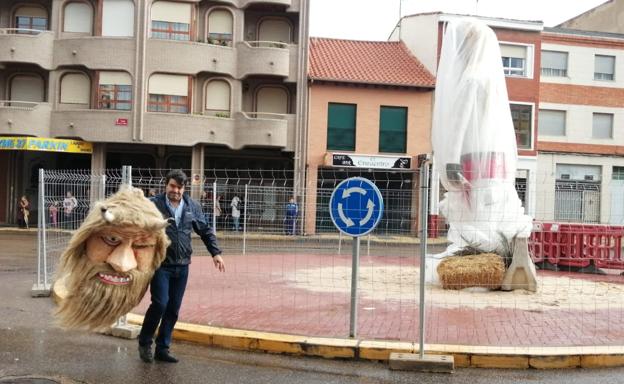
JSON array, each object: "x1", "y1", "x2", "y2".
[{"x1": 151, "y1": 193, "x2": 222, "y2": 266}]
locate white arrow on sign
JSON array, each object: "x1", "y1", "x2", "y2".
[
  {"x1": 342, "y1": 186, "x2": 366, "y2": 199},
  {"x1": 359, "y1": 199, "x2": 375, "y2": 226},
  {"x1": 337, "y1": 203, "x2": 354, "y2": 227}
]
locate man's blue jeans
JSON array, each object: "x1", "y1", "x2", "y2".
[{"x1": 138, "y1": 265, "x2": 189, "y2": 352}]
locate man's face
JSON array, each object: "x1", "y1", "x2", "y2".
[{"x1": 165, "y1": 179, "x2": 184, "y2": 203}]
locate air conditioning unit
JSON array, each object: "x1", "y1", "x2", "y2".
[
  {"x1": 584, "y1": 175, "x2": 594, "y2": 181},
  {"x1": 560, "y1": 174, "x2": 570, "y2": 180}
]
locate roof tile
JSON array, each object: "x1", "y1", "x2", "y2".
[{"x1": 309, "y1": 37, "x2": 436, "y2": 88}]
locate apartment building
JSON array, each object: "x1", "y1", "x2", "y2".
[
  {"x1": 306, "y1": 37, "x2": 435, "y2": 235},
  {"x1": 389, "y1": 13, "x2": 543, "y2": 231},
  {"x1": 0, "y1": 0, "x2": 310, "y2": 225},
  {"x1": 537, "y1": 27, "x2": 624, "y2": 224}
]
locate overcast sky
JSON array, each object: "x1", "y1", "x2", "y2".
[{"x1": 309, "y1": 0, "x2": 610, "y2": 41}]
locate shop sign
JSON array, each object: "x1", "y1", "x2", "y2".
[
  {"x1": 0, "y1": 137, "x2": 93, "y2": 154},
  {"x1": 332, "y1": 153, "x2": 411, "y2": 170}
]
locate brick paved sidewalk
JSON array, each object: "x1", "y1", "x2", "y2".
[{"x1": 133, "y1": 252, "x2": 624, "y2": 348}]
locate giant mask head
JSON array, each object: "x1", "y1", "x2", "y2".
[{"x1": 55, "y1": 187, "x2": 170, "y2": 331}]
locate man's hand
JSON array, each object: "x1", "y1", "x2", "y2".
[{"x1": 213, "y1": 255, "x2": 225, "y2": 272}]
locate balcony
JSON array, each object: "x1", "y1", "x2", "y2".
[
  {"x1": 237, "y1": 41, "x2": 290, "y2": 78},
  {"x1": 146, "y1": 39, "x2": 236, "y2": 76},
  {"x1": 50, "y1": 109, "x2": 133, "y2": 142},
  {"x1": 235, "y1": 112, "x2": 290, "y2": 149},
  {"x1": 240, "y1": 0, "x2": 294, "y2": 9},
  {"x1": 0, "y1": 101, "x2": 52, "y2": 136},
  {"x1": 53, "y1": 38, "x2": 136, "y2": 71},
  {"x1": 0, "y1": 29, "x2": 54, "y2": 69},
  {"x1": 142, "y1": 111, "x2": 289, "y2": 149}
]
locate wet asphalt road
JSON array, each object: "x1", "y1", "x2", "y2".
[{"x1": 1, "y1": 230, "x2": 624, "y2": 384}]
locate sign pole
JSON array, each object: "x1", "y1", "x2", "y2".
[
  {"x1": 349, "y1": 236, "x2": 360, "y2": 337},
  {"x1": 418, "y1": 159, "x2": 430, "y2": 358}
]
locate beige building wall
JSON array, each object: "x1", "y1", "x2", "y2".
[
  {"x1": 559, "y1": 0, "x2": 624, "y2": 33},
  {"x1": 305, "y1": 83, "x2": 433, "y2": 234}
]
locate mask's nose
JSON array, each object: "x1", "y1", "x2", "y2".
[{"x1": 106, "y1": 241, "x2": 137, "y2": 273}]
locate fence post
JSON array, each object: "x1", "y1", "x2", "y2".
[
  {"x1": 418, "y1": 158, "x2": 430, "y2": 358},
  {"x1": 112, "y1": 165, "x2": 139, "y2": 338},
  {"x1": 32, "y1": 168, "x2": 50, "y2": 297},
  {"x1": 213, "y1": 182, "x2": 217, "y2": 234},
  {"x1": 243, "y1": 184, "x2": 248, "y2": 255}
]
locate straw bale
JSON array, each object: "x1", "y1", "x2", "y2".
[{"x1": 437, "y1": 253, "x2": 505, "y2": 290}]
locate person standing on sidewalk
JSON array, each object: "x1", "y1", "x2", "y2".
[{"x1": 138, "y1": 169, "x2": 225, "y2": 363}]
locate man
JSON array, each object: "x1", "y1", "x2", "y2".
[
  {"x1": 284, "y1": 197, "x2": 298, "y2": 235},
  {"x1": 55, "y1": 187, "x2": 170, "y2": 331},
  {"x1": 138, "y1": 170, "x2": 225, "y2": 364}
]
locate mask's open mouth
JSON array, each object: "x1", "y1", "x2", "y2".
[{"x1": 96, "y1": 272, "x2": 132, "y2": 285}]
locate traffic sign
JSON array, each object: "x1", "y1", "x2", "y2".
[{"x1": 329, "y1": 177, "x2": 384, "y2": 237}]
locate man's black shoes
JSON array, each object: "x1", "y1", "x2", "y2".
[
  {"x1": 155, "y1": 349, "x2": 179, "y2": 363},
  {"x1": 138, "y1": 345, "x2": 153, "y2": 363}
]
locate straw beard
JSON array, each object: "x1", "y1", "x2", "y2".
[{"x1": 56, "y1": 249, "x2": 155, "y2": 332}]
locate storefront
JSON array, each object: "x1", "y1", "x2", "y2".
[{"x1": 0, "y1": 136, "x2": 92, "y2": 225}]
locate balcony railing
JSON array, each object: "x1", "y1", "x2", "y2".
[
  {"x1": 242, "y1": 111, "x2": 288, "y2": 120},
  {"x1": 0, "y1": 28, "x2": 46, "y2": 35},
  {"x1": 245, "y1": 41, "x2": 289, "y2": 49},
  {"x1": 0, "y1": 100, "x2": 40, "y2": 110}
]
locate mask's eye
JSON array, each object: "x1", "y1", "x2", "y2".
[
  {"x1": 101, "y1": 235, "x2": 122, "y2": 246},
  {"x1": 133, "y1": 243, "x2": 155, "y2": 250}
]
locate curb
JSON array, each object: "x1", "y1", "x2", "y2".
[{"x1": 125, "y1": 313, "x2": 624, "y2": 369}]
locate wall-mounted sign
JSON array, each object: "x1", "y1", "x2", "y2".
[
  {"x1": 115, "y1": 118, "x2": 129, "y2": 126},
  {"x1": 0, "y1": 137, "x2": 93, "y2": 154},
  {"x1": 331, "y1": 153, "x2": 411, "y2": 170}
]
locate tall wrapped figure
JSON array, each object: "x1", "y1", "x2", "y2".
[{"x1": 432, "y1": 19, "x2": 532, "y2": 258}]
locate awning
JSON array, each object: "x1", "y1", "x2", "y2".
[{"x1": 0, "y1": 137, "x2": 92, "y2": 154}]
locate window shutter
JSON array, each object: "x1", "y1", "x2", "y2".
[
  {"x1": 327, "y1": 103, "x2": 356, "y2": 151},
  {"x1": 151, "y1": 1, "x2": 191, "y2": 23},
  {"x1": 208, "y1": 10, "x2": 233, "y2": 34},
  {"x1": 379, "y1": 106, "x2": 407, "y2": 153},
  {"x1": 102, "y1": 0, "x2": 134, "y2": 37},
  {"x1": 593, "y1": 113, "x2": 613, "y2": 139},
  {"x1": 258, "y1": 19, "x2": 291, "y2": 43},
  {"x1": 149, "y1": 74, "x2": 188, "y2": 96},
  {"x1": 538, "y1": 110, "x2": 565, "y2": 136},
  {"x1": 205, "y1": 80, "x2": 230, "y2": 110},
  {"x1": 595, "y1": 55, "x2": 615, "y2": 74},
  {"x1": 500, "y1": 44, "x2": 526, "y2": 59},
  {"x1": 10, "y1": 75, "x2": 44, "y2": 102},
  {"x1": 15, "y1": 6, "x2": 47, "y2": 18},
  {"x1": 541, "y1": 51, "x2": 567, "y2": 70},
  {"x1": 60, "y1": 73, "x2": 90, "y2": 104},
  {"x1": 256, "y1": 87, "x2": 288, "y2": 114},
  {"x1": 99, "y1": 71, "x2": 132, "y2": 85},
  {"x1": 63, "y1": 2, "x2": 93, "y2": 33}
]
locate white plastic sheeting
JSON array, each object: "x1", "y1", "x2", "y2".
[{"x1": 431, "y1": 19, "x2": 532, "y2": 264}]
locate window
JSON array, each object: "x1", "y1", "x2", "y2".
[
  {"x1": 541, "y1": 50, "x2": 568, "y2": 77},
  {"x1": 510, "y1": 104, "x2": 532, "y2": 149},
  {"x1": 538, "y1": 109, "x2": 566, "y2": 136},
  {"x1": 102, "y1": 0, "x2": 134, "y2": 37},
  {"x1": 98, "y1": 72, "x2": 132, "y2": 110},
  {"x1": 327, "y1": 103, "x2": 356, "y2": 151},
  {"x1": 60, "y1": 73, "x2": 90, "y2": 104},
  {"x1": 10, "y1": 75, "x2": 45, "y2": 104},
  {"x1": 501, "y1": 44, "x2": 527, "y2": 77},
  {"x1": 150, "y1": 1, "x2": 191, "y2": 41},
  {"x1": 592, "y1": 113, "x2": 613, "y2": 139},
  {"x1": 14, "y1": 6, "x2": 48, "y2": 34},
  {"x1": 595, "y1": 55, "x2": 615, "y2": 80},
  {"x1": 256, "y1": 87, "x2": 288, "y2": 114},
  {"x1": 63, "y1": 2, "x2": 93, "y2": 33},
  {"x1": 147, "y1": 74, "x2": 189, "y2": 113},
  {"x1": 613, "y1": 166, "x2": 624, "y2": 180},
  {"x1": 207, "y1": 9, "x2": 233, "y2": 46},
  {"x1": 258, "y1": 18, "x2": 291, "y2": 45},
  {"x1": 205, "y1": 80, "x2": 230, "y2": 116},
  {"x1": 379, "y1": 106, "x2": 407, "y2": 153}
]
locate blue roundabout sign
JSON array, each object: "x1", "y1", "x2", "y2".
[{"x1": 329, "y1": 177, "x2": 384, "y2": 237}]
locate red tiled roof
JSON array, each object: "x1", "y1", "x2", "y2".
[{"x1": 309, "y1": 37, "x2": 435, "y2": 88}]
